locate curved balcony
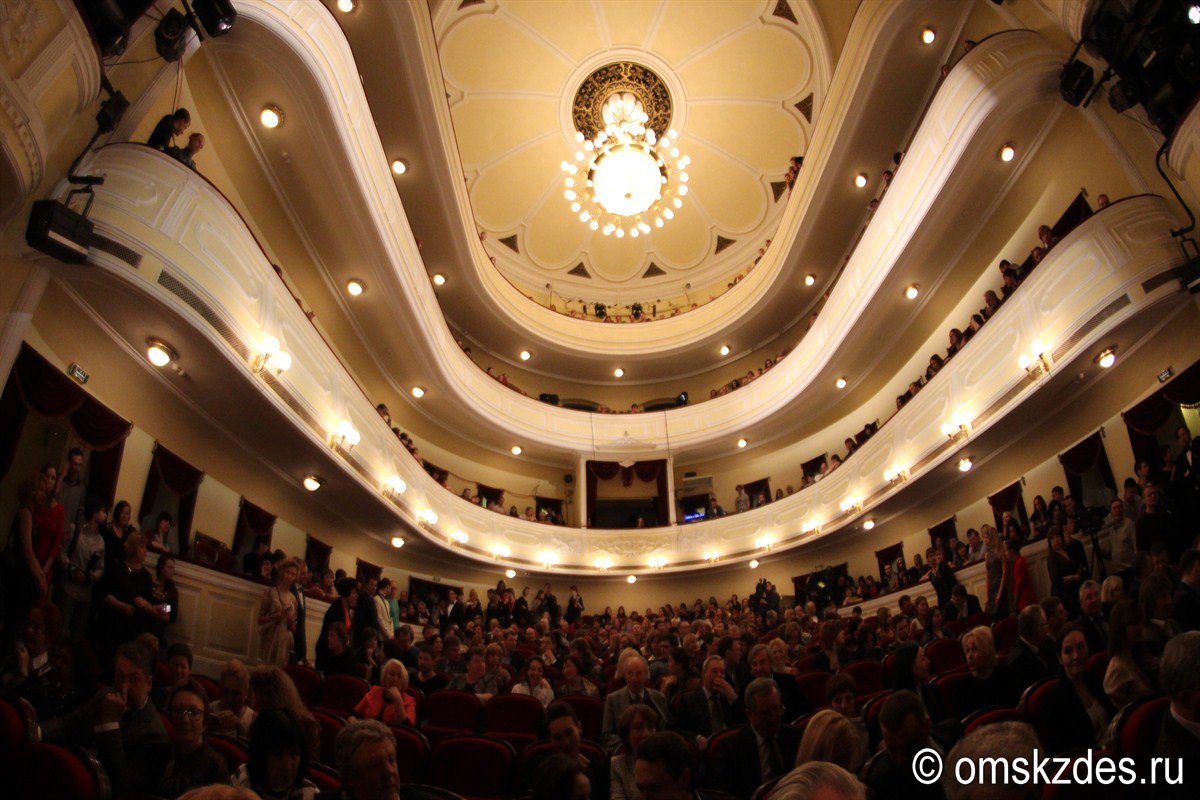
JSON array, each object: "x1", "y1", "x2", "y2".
[{"x1": 61, "y1": 138, "x2": 1186, "y2": 573}]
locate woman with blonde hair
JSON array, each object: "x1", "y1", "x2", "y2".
[
  {"x1": 982, "y1": 525, "x2": 1010, "y2": 615},
  {"x1": 956, "y1": 626, "x2": 1018, "y2": 717},
  {"x1": 484, "y1": 641, "x2": 512, "y2": 687},
  {"x1": 795, "y1": 709, "x2": 864, "y2": 773},
  {"x1": 813, "y1": 619, "x2": 848, "y2": 672},
  {"x1": 248, "y1": 665, "x2": 321, "y2": 762},
  {"x1": 258, "y1": 557, "x2": 299, "y2": 667},
  {"x1": 353, "y1": 658, "x2": 416, "y2": 726}
]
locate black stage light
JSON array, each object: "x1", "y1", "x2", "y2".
[
  {"x1": 675, "y1": 392, "x2": 688, "y2": 407},
  {"x1": 538, "y1": 393, "x2": 560, "y2": 406},
  {"x1": 1060, "y1": 60, "x2": 1094, "y2": 106},
  {"x1": 594, "y1": 303, "x2": 606, "y2": 319},
  {"x1": 192, "y1": 0, "x2": 237, "y2": 37},
  {"x1": 155, "y1": 8, "x2": 190, "y2": 62}
]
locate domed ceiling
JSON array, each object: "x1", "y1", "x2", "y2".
[{"x1": 434, "y1": 0, "x2": 827, "y2": 305}]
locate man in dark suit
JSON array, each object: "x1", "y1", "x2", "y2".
[
  {"x1": 1005, "y1": 605, "x2": 1056, "y2": 694},
  {"x1": 673, "y1": 655, "x2": 745, "y2": 750},
  {"x1": 1152, "y1": 631, "x2": 1200, "y2": 799},
  {"x1": 35, "y1": 641, "x2": 169, "y2": 795},
  {"x1": 927, "y1": 547, "x2": 959, "y2": 609},
  {"x1": 291, "y1": 559, "x2": 309, "y2": 664},
  {"x1": 713, "y1": 678, "x2": 798, "y2": 799},
  {"x1": 318, "y1": 718, "x2": 434, "y2": 800},
  {"x1": 862, "y1": 690, "x2": 948, "y2": 800},
  {"x1": 444, "y1": 588, "x2": 466, "y2": 632},
  {"x1": 1173, "y1": 549, "x2": 1200, "y2": 632},
  {"x1": 747, "y1": 643, "x2": 809, "y2": 722},
  {"x1": 543, "y1": 582, "x2": 561, "y2": 626},
  {"x1": 1076, "y1": 580, "x2": 1108, "y2": 656},
  {"x1": 602, "y1": 654, "x2": 670, "y2": 750},
  {"x1": 943, "y1": 584, "x2": 982, "y2": 622}
]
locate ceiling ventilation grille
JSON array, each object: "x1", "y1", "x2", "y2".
[
  {"x1": 90, "y1": 233, "x2": 142, "y2": 268},
  {"x1": 643, "y1": 263, "x2": 665, "y2": 278},
  {"x1": 715, "y1": 236, "x2": 736, "y2": 254},
  {"x1": 1141, "y1": 266, "x2": 1183, "y2": 294},
  {"x1": 156, "y1": 270, "x2": 250, "y2": 359},
  {"x1": 499, "y1": 235, "x2": 519, "y2": 253},
  {"x1": 771, "y1": 181, "x2": 788, "y2": 202},
  {"x1": 772, "y1": 0, "x2": 798, "y2": 24},
  {"x1": 568, "y1": 263, "x2": 591, "y2": 278}
]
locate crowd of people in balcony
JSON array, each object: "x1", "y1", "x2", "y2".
[{"x1": 147, "y1": 107, "x2": 205, "y2": 173}]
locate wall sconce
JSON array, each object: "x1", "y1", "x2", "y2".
[
  {"x1": 594, "y1": 557, "x2": 612, "y2": 571},
  {"x1": 390, "y1": 536, "x2": 405, "y2": 549},
  {"x1": 492, "y1": 544, "x2": 511, "y2": 559},
  {"x1": 749, "y1": 559, "x2": 760, "y2": 569},
  {"x1": 958, "y1": 457, "x2": 974, "y2": 472},
  {"x1": 540, "y1": 551, "x2": 559, "y2": 569},
  {"x1": 701, "y1": 550, "x2": 720, "y2": 563},
  {"x1": 940, "y1": 415, "x2": 970, "y2": 443},
  {"x1": 1096, "y1": 345, "x2": 1118, "y2": 368},
  {"x1": 383, "y1": 475, "x2": 406, "y2": 498},
  {"x1": 801, "y1": 520, "x2": 820, "y2": 534},
  {"x1": 883, "y1": 464, "x2": 909, "y2": 484},
  {"x1": 253, "y1": 336, "x2": 292, "y2": 375},
  {"x1": 1018, "y1": 341, "x2": 1049, "y2": 379},
  {"x1": 649, "y1": 556, "x2": 667, "y2": 570},
  {"x1": 449, "y1": 531, "x2": 469, "y2": 546},
  {"x1": 839, "y1": 497, "x2": 862, "y2": 515},
  {"x1": 420, "y1": 509, "x2": 438, "y2": 526},
  {"x1": 331, "y1": 419, "x2": 361, "y2": 451},
  {"x1": 754, "y1": 536, "x2": 774, "y2": 552}
]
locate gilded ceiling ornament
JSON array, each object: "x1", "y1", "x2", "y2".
[
  {"x1": 0, "y1": 0, "x2": 48, "y2": 61},
  {"x1": 571, "y1": 61, "x2": 672, "y2": 140}
]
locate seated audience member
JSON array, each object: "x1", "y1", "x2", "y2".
[
  {"x1": 159, "y1": 678, "x2": 231, "y2": 797},
  {"x1": 713, "y1": 678, "x2": 798, "y2": 798},
  {"x1": 1039, "y1": 624, "x2": 1115, "y2": 756},
  {"x1": 328, "y1": 718, "x2": 430, "y2": 800},
  {"x1": 353, "y1": 658, "x2": 416, "y2": 726},
  {"x1": 892, "y1": 643, "x2": 947, "y2": 722},
  {"x1": 1100, "y1": 575, "x2": 1125, "y2": 618},
  {"x1": 321, "y1": 622, "x2": 361, "y2": 678},
  {"x1": 672, "y1": 654, "x2": 745, "y2": 749},
  {"x1": 772, "y1": 761, "x2": 865, "y2": 800},
  {"x1": 1005, "y1": 605, "x2": 1056, "y2": 694},
  {"x1": 232, "y1": 706, "x2": 317, "y2": 799},
  {"x1": 813, "y1": 619, "x2": 849, "y2": 672},
  {"x1": 410, "y1": 644, "x2": 448, "y2": 697},
  {"x1": 148, "y1": 107, "x2": 190, "y2": 150},
  {"x1": 307, "y1": 568, "x2": 339, "y2": 602},
  {"x1": 545, "y1": 701, "x2": 606, "y2": 800},
  {"x1": 610, "y1": 703, "x2": 661, "y2": 800},
  {"x1": 448, "y1": 645, "x2": 498, "y2": 700},
  {"x1": 1153, "y1": 631, "x2": 1200, "y2": 798},
  {"x1": 942, "y1": 721, "x2": 1040, "y2": 800},
  {"x1": 602, "y1": 654, "x2": 669, "y2": 751},
  {"x1": 1041, "y1": 597, "x2": 1069, "y2": 641},
  {"x1": 956, "y1": 626, "x2": 1019, "y2": 718},
  {"x1": 942, "y1": 584, "x2": 981, "y2": 622},
  {"x1": 1076, "y1": 580, "x2": 1109, "y2": 656},
  {"x1": 862, "y1": 691, "x2": 950, "y2": 800},
  {"x1": 248, "y1": 665, "x2": 321, "y2": 763},
  {"x1": 794, "y1": 708, "x2": 864, "y2": 774},
  {"x1": 557, "y1": 653, "x2": 600, "y2": 698},
  {"x1": 212, "y1": 658, "x2": 256, "y2": 739},
  {"x1": 633, "y1": 731, "x2": 701, "y2": 800},
  {"x1": 1140, "y1": 571, "x2": 1181, "y2": 657},
  {"x1": 1174, "y1": 549, "x2": 1200, "y2": 632},
  {"x1": 748, "y1": 642, "x2": 807, "y2": 720},
  {"x1": 533, "y1": 754, "x2": 592, "y2": 800},
  {"x1": 36, "y1": 641, "x2": 170, "y2": 795},
  {"x1": 243, "y1": 535, "x2": 271, "y2": 577},
  {"x1": 511, "y1": 654, "x2": 555, "y2": 707},
  {"x1": 1103, "y1": 599, "x2": 1158, "y2": 710}
]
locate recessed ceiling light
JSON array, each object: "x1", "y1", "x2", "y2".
[
  {"x1": 749, "y1": 559, "x2": 760, "y2": 569},
  {"x1": 835, "y1": 377, "x2": 847, "y2": 389},
  {"x1": 863, "y1": 519, "x2": 876, "y2": 530},
  {"x1": 922, "y1": 28, "x2": 936, "y2": 44},
  {"x1": 737, "y1": 438, "x2": 747, "y2": 448},
  {"x1": 720, "y1": 345, "x2": 730, "y2": 356},
  {"x1": 958, "y1": 457, "x2": 973, "y2": 472},
  {"x1": 804, "y1": 274, "x2": 816, "y2": 286},
  {"x1": 999, "y1": 144, "x2": 1016, "y2": 162},
  {"x1": 260, "y1": 105, "x2": 282, "y2": 129},
  {"x1": 390, "y1": 536, "x2": 405, "y2": 548},
  {"x1": 854, "y1": 173, "x2": 868, "y2": 188},
  {"x1": 511, "y1": 445, "x2": 522, "y2": 456},
  {"x1": 391, "y1": 159, "x2": 408, "y2": 175},
  {"x1": 505, "y1": 569, "x2": 517, "y2": 579},
  {"x1": 1191, "y1": 4, "x2": 1200, "y2": 24},
  {"x1": 337, "y1": 0, "x2": 355, "y2": 12},
  {"x1": 303, "y1": 475, "x2": 322, "y2": 491},
  {"x1": 146, "y1": 339, "x2": 177, "y2": 367},
  {"x1": 432, "y1": 273, "x2": 446, "y2": 286},
  {"x1": 905, "y1": 284, "x2": 919, "y2": 299},
  {"x1": 519, "y1": 350, "x2": 531, "y2": 361},
  {"x1": 411, "y1": 386, "x2": 426, "y2": 398},
  {"x1": 1097, "y1": 346, "x2": 1117, "y2": 368},
  {"x1": 626, "y1": 575, "x2": 637, "y2": 584},
  {"x1": 613, "y1": 367, "x2": 625, "y2": 378},
  {"x1": 346, "y1": 279, "x2": 365, "y2": 296}
]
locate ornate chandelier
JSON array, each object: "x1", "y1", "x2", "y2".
[{"x1": 562, "y1": 92, "x2": 690, "y2": 238}]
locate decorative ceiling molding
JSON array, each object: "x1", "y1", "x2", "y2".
[{"x1": 570, "y1": 61, "x2": 673, "y2": 142}]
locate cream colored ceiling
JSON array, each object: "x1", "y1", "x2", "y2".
[{"x1": 434, "y1": 0, "x2": 823, "y2": 300}]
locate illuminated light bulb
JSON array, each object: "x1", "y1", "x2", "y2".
[
  {"x1": 720, "y1": 345, "x2": 730, "y2": 356},
  {"x1": 346, "y1": 279, "x2": 365, "y2": 296},
  {"x1": 627, "y1": 575, "x2": 637, "y2": 584},
  {"x1": 303, "y1": 475, "x2": 322, "y2": 492},
  {"x1": 146, "y1": 340, "x2": 176, "y2": 367},
  {"x1": 411, "y1": 386, "x2": 425, "y2": 398},
  {"x1": 864, "y1": 519, "x2": 876, "y2": 530},
  {"x1": 505, "y1": 569, "x2": 517, "y2": 579},
  {"x1": 906, "y1": 284, "x2": 919, "y2": 299},
  {"x1": 958, "y1": 457, "x2": 973, "y2": 472},
  {"x1": 260, "y1": 106, "x2": 282, "y2": 128},
  {"x1": 519, "y1": 350, "x2": 531, "y2": 361},
  {"x1": 391, "y1": 536, "x2": 405, "y2": 548},
  {"x1": 750, "y1": 559, "x2": 760, "y2": 569},
  {"x1": 737, "y1": 438, "x2": 747, "y2": 448},
  {"x1": 922, "y1": 27, "x2": 935, "y2": 44},
  {"x1": 391, "y1": 159, "x2": 407, "y2": 175},
  {"x1": 337, "y1": 0, "x2": 355, "y2": 12},
  {"x1": 613, "y1": 368, "x2": 625, "y2": 378},
  {"x1": 432, "y1": 274, "x2": 446, "y2": 286},
  {"x1": 854, "y1": 173, "x2": 868, "y2": 188},
  {"x1": 836, "y1": 377, "x2": 847, "y2": 389},
  {"x1": 511, "y1": 446, "x2": 523, "y2": 456},
  {"x1": 805, "y1": 274, "x2": 816, "y2": 286},
  {"x1": 1000, "y1": 144, "x2": 1016, "y2": 162}
]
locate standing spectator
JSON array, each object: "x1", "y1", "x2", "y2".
[
  {"x1": 565, "y1": 585, "x2": 585, "y2": 626},
  {"x1": 316, "y1": 577, "x2": 358, "y2": 674},
  {"x1": 983, "y1": 526, "x2": 1010, "y2": 615},
  {"x1": 372, "y1": 579, "x2": 395, "y2": 641},
  {"x1": 95, "y1": 532, "x2": 168, "y2": 667},
  {"x1": 56, "y1": 495, "x2": 107, "y2": 637},
  {"x1": 33, "y1": 462, "x2": 65, "y2": 590},
  {"x1": 926, "y1": 547, "x2": 957, "y2": 609},
  {"x1": 1046, "y1": 526, "x2": 1088, "y2": 618},
  {"x1": 56, "y1": 447, "x2": 88, "y2": 537},
  {"x1": 153, "y1": 554, "x2": 180, "y2": 655},
  {"x1": 148, "y1": 107, "x2": 191, "y2": 150},
  {"x1": 258, "y1": 558, "x2": 299, "y2": 667}
]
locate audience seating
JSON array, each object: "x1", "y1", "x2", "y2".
[
  {"x1": 557, "y1": 694, "x2": 604, "y2": 742},
  {"x1": 306, "y1": 762, "x2": 342, "y2": 792},
  {"x1": 925, "y1": 638, "x2": 966, "y2": 675},
  {"x1": 933, "y1": 671, "x2": 970, "y2": 719},
  {"x1": 841, "y1": 660, "x2": 886, "y2": 697},
  {"x1": 428, "y1": 735, "x2": 517, "y2": 800},
  {"x1": 1019, "y1": 677, "x2": 1060, "y2": 746},
  {"x1": 14, "y1": 741, "x2": 110, "y2": 800},
  {"x1": 313, "y1": 709, "x2": 346, "y2": 766},
  {"x1": 991, "y1": 616, "x2": 1019, "y2": 652},
  {"x1": 793, "y1": 655, "x2": 817, "y2": 673},
  {"x1": 1039, "y1": 750, "x2": 1125, "y2": 800},
  {"x1": 285, "y1": 663, "x2": 324, "y2": 707},
  {"x1": 192, "y1": 674, "x2": 222, "y2": 703},
  {"x1": 1112, "y1": 694, "x2": 1170, "y2": 764},
  {"x1": 423, "y1": 690, "x2": 484, "y2": 745},
  {"x1": 881, "y1": 653, "x2": 896, "y2": 688},
  {"x1": 482, "y1": 693, "x2": 544, "y2": 754},
  {"x1": 207, "y1": 732, "x2": 248, "y2": 769},
  {"x1": 0, "y1": 696, "x2": 29, "y2": 759},
  {"x1": 795, "y1": 671, "x2": 830, "y2": 710},
  {"x1": 391, "y1": 725, "x2": 432, "y2": 784},
  {"x1": 405, "y1": 685, "x2": 426, "y2": 725},
  {"x1": 861, "y1": 691, "x2": 892, "y2": 750},
  {"x1": 964, "y1": 613, "x2": 994, "y2": 628},
  {"x1": 316, "y1": 674, "x2": 370, "y2": 717},
  {"x1": 751, "y1": 776, "x2": 781, "y2": 800},
  {"x1": 944, "y1": 620, "x2": 969, "y2": 637},
  {"x1": 1086, "y1": 651, "x2": 1110, "y2": 685},
  {"x1": 516, "y1": 738, "x2": 609, "y2": 793},
  {"x1": 407, "y1": 785, "x2": 468, "y2": 800},
  {"x1": 962, "y1": 705, "x2": 1024, "y2": 735},
  {"x1": 705, "y1": 724, "x2": 745, "y2": 775}
]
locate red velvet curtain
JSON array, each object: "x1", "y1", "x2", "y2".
[
  {"x1": 88, "y1": 442, "x2": 124, "y2": 510},
  {"x1": 305, "y1": 535, "x2": 332, "y2": 573},
  {"x1": 355, "y1": 558, "x2": 382, "y2": 584},
  {"x1": 988, "y1": 480, "x2": 1030, "y2": 531},
  {"x1": 475, "y1": 483, "x2": 505, "y2": 508},
  {"x1": 875, "y1": 542, "x2": 904, "y2": 581},
  {"x1": 1122, "y1": 358, "x2": 1200, "y2": 465},
  {"x1": 232, "y1": 497, "x2": 276, "y2": 561},
  {"x1": 138, "y1": 444, "x2": 205, "y2": 555},
  {"x1": 1058, "y1": 432, "x2": 1117, "y2": 502},
  {"x1": 586, "y1": 460, "x2": 668, "y2": 526},
  {"x1": 927, "y1": 516, "x2": 957, "y2": 546}
]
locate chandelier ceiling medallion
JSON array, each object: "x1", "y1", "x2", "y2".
[{"x1": 563, "y1": 62, "x2": 690, "y2": 238}]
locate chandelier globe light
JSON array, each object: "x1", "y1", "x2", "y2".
[{"x1": 563, "y1": 92, "x2": 689, "y2": 238}]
